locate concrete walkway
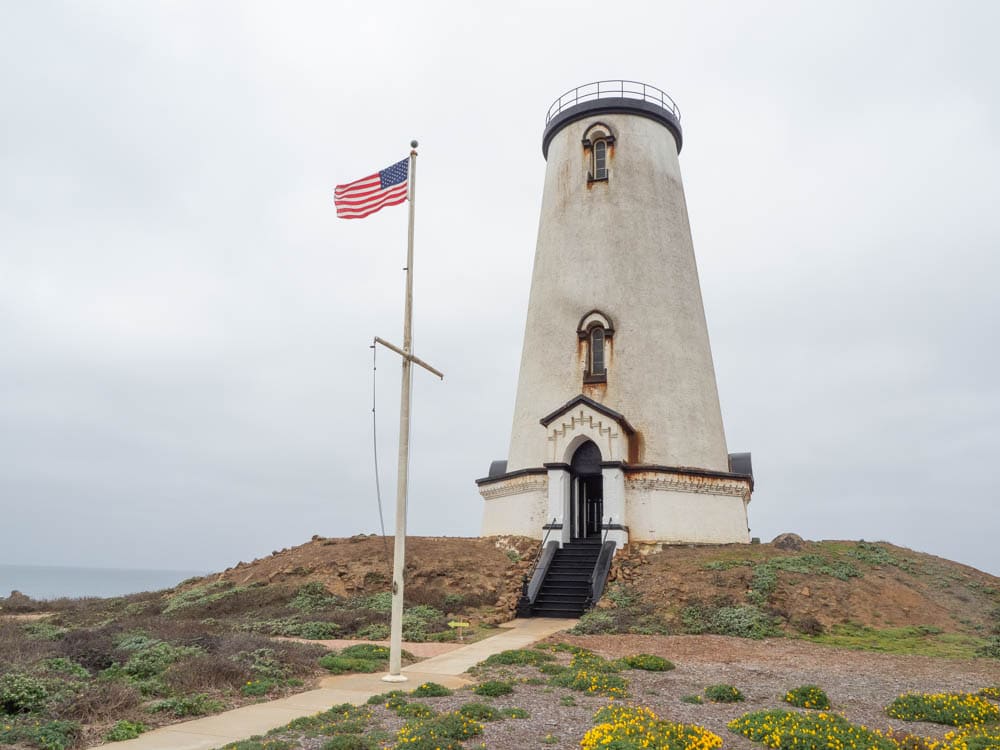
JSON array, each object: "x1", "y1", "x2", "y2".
[{"x1": 93, "y1": 618, "x2": 576, "y2": 750}]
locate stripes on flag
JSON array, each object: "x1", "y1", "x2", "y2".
[{"x1": 334, "y1": 158, "x2": 409, "y2": 219}]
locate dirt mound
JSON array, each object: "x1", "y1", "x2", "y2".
[
  {"x1": 606, "y1": 539, "x2": 999, "y2": 637},
  {"x1": 200, "y1": 534, "x2": 539, "y2": 622},
  {"x1": 182, "y1": 535, "x2": 998, "y2": 638}
]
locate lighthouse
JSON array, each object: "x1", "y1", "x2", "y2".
[{"x1": 478, "y1": 81, "x2": 753, "y2": 551}]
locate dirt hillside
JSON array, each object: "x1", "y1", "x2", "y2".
[{"x1": 199, "y1": 534, "x2": 999, "y2": 639}]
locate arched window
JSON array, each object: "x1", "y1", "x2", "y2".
[
  {"x1": 589, "y1": 326, "x2": 605, "y2": 375},
  {"x1": 582, "y1": 123, "x2": 615, "y2": 183},
  {"x1": 593, "y1": 140, "x2": 608, "y2": 180},
  {"x1": 578, "y1": 310, "x2": 613, "y2": 384}
]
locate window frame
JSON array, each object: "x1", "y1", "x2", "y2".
[{"x1": 578, "y1": 310, "x2": 614, "y2": 385}]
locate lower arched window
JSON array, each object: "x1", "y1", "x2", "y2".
[{"x1": 578, "y1": 310, "x2": 613, "y2": 384}]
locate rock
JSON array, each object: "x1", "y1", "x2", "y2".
[
  {"x1": 772, "y1": 532, "x2": 805, "y2": 550},
  {"x1": 5, "y1": 590, "x2": 32, "y2": 606}
]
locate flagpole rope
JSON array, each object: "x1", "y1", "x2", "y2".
[{"x1": 370, "y1": 340, "x2": 390, "y2": 562}]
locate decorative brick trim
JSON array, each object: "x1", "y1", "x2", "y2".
[
  {"x1": 625, "y1": 469, "x2": 751, "y2": 503},
  {"x1": 479, "y1": 473, "x2": 548, "y2": 500}
]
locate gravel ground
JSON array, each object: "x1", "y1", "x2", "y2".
[{"x1": 267, "y1": 634, "x2": 1000, "y2": 749}]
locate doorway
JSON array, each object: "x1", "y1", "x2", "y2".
[{"x1": 569, "y1": 441, "x2": 603, "y2": 539}]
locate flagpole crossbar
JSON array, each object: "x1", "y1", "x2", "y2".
[{"x1": 373, "y1": 337, "x2": 444, "y2": 380}]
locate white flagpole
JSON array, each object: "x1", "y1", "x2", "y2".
[{"x1": 383, "y1": 141, "x2": 418, "y2": 681}]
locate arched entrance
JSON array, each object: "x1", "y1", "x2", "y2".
[{"x1": 570, "y1": 440, "x2": 603, "y2": 539}]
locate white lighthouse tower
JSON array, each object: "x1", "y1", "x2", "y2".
[{"x1": 478, "y1": 81, "x2": 752, "y2": 551}]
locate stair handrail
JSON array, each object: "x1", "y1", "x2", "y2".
[
  {"x1": 588, "y1": 516, "x2": 617, "y2": 608},
  {"x1": 516, "y1": 518, "x2": 558, "y2": 616},
  {"x1": 528, "y1": 517, "x2": 558, "y2": 574}
]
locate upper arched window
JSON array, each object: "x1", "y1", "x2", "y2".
[
  {"x1": 589, "y1": 325, "x2": 606, "y2": 375},
  {"x1": 582, "y1": 123, "x2": 615, "y2": 184},
  {"x1": 592, "y1": 140, "x2": 608, "y2": 181},
  {"x1": 578, "y1": 310, "x2": 614, "y2": 384}
]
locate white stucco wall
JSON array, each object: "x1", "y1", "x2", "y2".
[
  {"x1": 626, "y1": 481, "x2": 750, "y2": 544},
  {"x1": 480, "y1": 479, "x2": 548, "y2": 539},
  {"x1": 506, "y1": 111, "x2": 729, "y2": 474}
]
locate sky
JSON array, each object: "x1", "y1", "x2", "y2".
[{"x1": 2, "y1": 1, "x2": 998, "y2": 578}]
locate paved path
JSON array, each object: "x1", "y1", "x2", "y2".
[{"x1": 92, "y1": 618, "x2": 576, "y2": 750}]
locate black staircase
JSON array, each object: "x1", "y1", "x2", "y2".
[{"x1": 531, "y1": 538, "x2": 603, "y2": 618}]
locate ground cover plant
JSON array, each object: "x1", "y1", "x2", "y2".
[
  {"x1": 783, "y1": 685, "x2": 831, "y2": 710},
  {"x1": 0, "y1": 596, "x2": 330, "y2": 749},
  {"x1": 581, "y1": 704, "x2": 723, "y2": 750},
  {"x1": 729, "y1": 709, "x2": 898, "y2": 750},
  {"x1": 704, "y1": 684, "x2": 745, "y2": 703},
  {"x1": 885, "y1": 692, "x2": 1000, "y2": 726},
  {"x1": 805, "y1": 623, "x2": 988, "y2": 659}
]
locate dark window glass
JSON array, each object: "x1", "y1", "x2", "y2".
[
  {"x1": 594, "y1": 140, "x2": 607, "y2": 180},
  {"x1": 590, "y1": 327, "x2": 605, "y2": 374}
]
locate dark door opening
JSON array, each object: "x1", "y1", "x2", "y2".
[{"x1": 570, "y1": 441, "x2": 603, "y2": 540}]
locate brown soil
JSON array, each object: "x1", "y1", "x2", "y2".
[
  {"x1": 449, "y1": 635, "x2": 1000, "y2": 750},
  {"x1": 198, "y1": 535, "x2": 999, "y2": 637},
  {"x1": 205, "y1": 534, "x2": 539, "y2": 623},
  {"x1": 606, "y1": 539, "x2": 999, "y2": 636}
]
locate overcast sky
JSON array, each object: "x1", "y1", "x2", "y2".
[{"x1": 2, "y1": 1, "x2": 998, "y2": 578}]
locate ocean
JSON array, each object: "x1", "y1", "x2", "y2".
[{"x1": 0, "y1": 564, "x2": 207, "y2": 601}]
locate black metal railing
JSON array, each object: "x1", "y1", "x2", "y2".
[
  {"x1": 545, "y1": 80, "x2": 681, "y2": 125},
  {"x1": 517, "y1": 518, "x2": 559, "y2": 616},
  {"x1": 522, "y1": 519, "x2": 556, "y2": 593},
  {"x1": 588, "y1": 517, "x2": 617, "y2": 607}
]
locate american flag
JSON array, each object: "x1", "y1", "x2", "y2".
[{"x1": 334, "y1": 158, "x2": 409, "y2": 219}]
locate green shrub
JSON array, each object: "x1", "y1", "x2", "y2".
[
  {"x1": 363, "y1": 592, "x2": 393, "y2": 613},
  {"x1": 980, "y1": 686, "x2": 1000, "y2": 700},
  {"x1": 472, "y1": 680, "x2": 513, "y2": 697},
  {"x1": 242, "y1": 679, "x2": 278, "y2": 696},
  {"x1": 480, "y1": 649, "x2": 555, "y2": 667},
  {"x1": 356, "y1": 623, "x2": 390, "y2": 640},
  {"x1": 1, "y1": 719, "x2": 81, "y2": 750},
  {"x1": 164, "y1": 581, "x2": 250, "y2": 613},
  {"x1": 682, "y1": 603, "x2": 780, "y2": 639},
  {"x1": 784, "y1": 685, "x2": 831, "y2": 710},
  {"x1": 730, "y1": 710, "x2": 896, "y2": 750},
  {"x1": 539, "y1": 662, "x2": 569, "y2": 675},
  {"x1": 124, "y1": 641, "x2": 203, "y2": 679},
  {"x1": 290, "y1": 582, "x2": 339, "y2": 612},
  {"x1": 115, "y1": 632, "x2": 160, "y2": 651},
  {"x1": 502, "y1": 706, "x2": 530, "y2": 719},
  {"x1": 458, "y1": 702, "x2": 500, "y2": 721},
  {"x1": 105, "y1": 720, "x2": 147, "y2": 741},
  {"x1": 339, "y1": 644, "x2": 390, "y2": 661},
  {"x1": 704, "y1": 684, "x2": 744, "y2": 703},
  {"x1": 681, "y1": 695, "x2": 703, "y2": 704},
  {"x1": 585, "y1": 705, "x2": 723, "y2": 750},
  {"x1": 317, "y1": 655, "x2": 382, "y2": 675},
  {"x1": 411, "y1": 681, "x2": 452, "y2": 697},
  {"x1": 391, "y1": 712, "x2": 484, "y2": 749},
  {"x1": 570, "y1": 610, "x2": 617, "y2": 635},
  {"x1": 150, "y1": 693, "x2": 224, "y2": 717},
  {"x1": 366, "y1": 690, "x2": 407, "y2": 706},
  {"x1": 219, "y1": 740, "x2": 296, "y2": 750},
  {"x1": 22, "y1": 621, "x2": 68, "y2": 641},
  {"x1": 284, "y1": 621, "x2": 341, "y2": 639},
  {"x1": 617, "y1": 654, "x2": 675, "y2": 672},
  {"x1": 322, "y1": 736, "x2": 376, "y2": 750},
  {"x1": 977, "y1": 637, "x2": 1000, "y2": 659},
  {"x1": 42, "y1": 657, "x2": 90, "y2": 679},
  {"x1": 0, "y1": 672, "x2": 49, "y2": 713},
  {"x1": 394, "y1": 701, "x2": 436, "y2": 719},
  {"x1": 886, "y1": 693, "x2": 1000, "y2": 726}
]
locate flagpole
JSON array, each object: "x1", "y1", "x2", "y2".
[{"x1": 383, "y1": 140, "x2": 418, "y2": 682}]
